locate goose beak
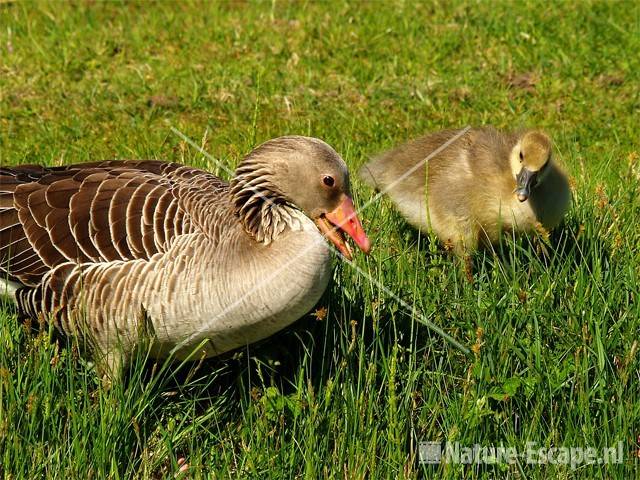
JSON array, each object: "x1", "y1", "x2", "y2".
[
  {"x1": 316, "y1": 195, "x2": 371, "y2": 260},
  {"x1": 515, "y1": 168, "x2": 536, "y2": 202}
]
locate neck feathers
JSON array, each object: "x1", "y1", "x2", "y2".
[{"x1": 230, "y1": 159, "x2": 305, "y2": 244}]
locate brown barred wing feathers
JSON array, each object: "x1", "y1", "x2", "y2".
[{"x1": 0, "y1": 161, "x2": 231, "y2": 289}]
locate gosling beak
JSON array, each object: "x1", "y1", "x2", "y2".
[
  {"x1": 315, "y1": 195, "x2": 371, "y2": 260},
  {"x1": 515, "y1": 168, "x2": 537, "y2": 202}
]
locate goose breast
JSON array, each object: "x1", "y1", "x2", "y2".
[{"x1": 143, "y1": 220, "x2": 332, "y2": 359}]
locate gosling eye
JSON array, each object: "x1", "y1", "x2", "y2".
[
  {"x1": 519, "y1": 151, "x2": 524, "y2": 162},
  {"x1": 322, "y1": 175, "x2": 335, "y2": 187}
]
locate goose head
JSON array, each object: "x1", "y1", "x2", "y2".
[
  {"x1": 231, "y1": 136, "x2": 371, "y2": 260},
  {"x1": 510, "y1": 131, "x2": 552, "y2": 202}
]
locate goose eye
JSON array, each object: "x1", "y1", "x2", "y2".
[
  {"x1": 323, "y1": 175, "x2": 335, "y2": 187},
  {"x1": 519, "y1": 151, "x2": 524, "y2": 161}
]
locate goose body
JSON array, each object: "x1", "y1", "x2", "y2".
[
  {"x1": 1, "y1": 136, "x2": 370, "y2": 374},
  {"x1": 360, "y1": 127, "x2": 570, "y2": 255}
]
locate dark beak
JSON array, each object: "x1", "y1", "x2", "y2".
[{"x1": 515, "y1": 168, "x2": 537, "y2": 202}]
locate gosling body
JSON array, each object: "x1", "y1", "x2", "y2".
[{"x1": 360, "y1": 127, "x2": 570, "y2": 255}]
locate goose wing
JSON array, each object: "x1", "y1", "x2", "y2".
[{"x1": 0, "y1": 160, "x2": 231, "y2": 286}]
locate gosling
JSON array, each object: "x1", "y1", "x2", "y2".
[{"x1": 360, "y1": 127, "x2": 571, "y2": 256}]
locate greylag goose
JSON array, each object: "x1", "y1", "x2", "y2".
[
  {"x1": 360, "y1": 127, "x2": 570, "y2": 256},
  {"x1": 0, "y1": 136, "x2": 371, "y2": 377}
]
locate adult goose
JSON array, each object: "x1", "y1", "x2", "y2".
[
  {"x1": 0, "y1": 136, "x2": 371, "y2": 377},
  {"x1": 360, "y1": 127, "x2": 570, "y2": 256}
]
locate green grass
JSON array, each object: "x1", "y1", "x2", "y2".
[{"x1": 1, "y1": 1, "x2": 639, "y2": 478}]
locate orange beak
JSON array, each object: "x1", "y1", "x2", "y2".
[{"x1": 315, "y1": 195, "x2": 371, "y2": 260}]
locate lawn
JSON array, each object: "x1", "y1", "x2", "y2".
[{"x1": 1, "y1": 1, "x2": 639, "y2": 478}]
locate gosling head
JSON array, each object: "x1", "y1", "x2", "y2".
[
  {"x1": 232, "y1": 135, "x2": 371, "y2": 259},
  {"x1": 510, "y1": 131, "x2": 552, "y2": 202}
]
